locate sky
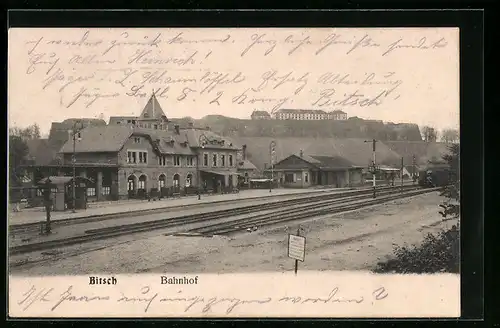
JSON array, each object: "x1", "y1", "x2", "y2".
[{"x1": 8, "y1": 27, "x2": 459, "y2": 135}]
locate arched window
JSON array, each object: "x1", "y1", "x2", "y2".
[
  {"x1": 158, "y1": 174, "x2": 166, "y2": 188},
  {"x1": 186, "y1": 174, "x2": 193, "y2": 187},
  {"x1": 127, "y1": 175, "x2": 136, "y2": 191},
  {"x1": 173, "y1": 174, "x2": 180, "y2": 188},
  {"x1": 138, "y1": 175, "x2": 147, "y2": 190}
]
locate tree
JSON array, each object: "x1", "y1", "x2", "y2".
[
  {"x1": 439, "y1": 143, "x2": 460, "y2": 220},
  {"x1": 9, "y1": 135, "x2": 29, "y2": 186},
  {"x1": 421, "y1": 126, "x2": 438, "y2": 142},
  {"x1": 441, "y1": 128, "x2": 459, "y2": 143},
  {"x1": 9, "y1": 123, "x2": 41, "y2": 140}
]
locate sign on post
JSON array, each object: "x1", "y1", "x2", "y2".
[{"x1": 288, "y1": 234, "x2": 306, "y2": 262}]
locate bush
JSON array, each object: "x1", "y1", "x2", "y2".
[{"x1": 374, "y1": 224, "x2": 460, "y2": 274}]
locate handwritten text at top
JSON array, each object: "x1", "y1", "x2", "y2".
[{"x1": 17, "y1": 29, "x2": 448, "y2": 112}]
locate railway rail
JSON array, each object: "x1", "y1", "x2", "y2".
[
  {"x1": 185, "y1": 187, "x2": 439, "y2": 236},
  {"x1": 9, "y1": 188, "x2": 366, "y2": 233},
  {"x1": 9, "y1": 185, "x2": 431, "y2": 256},
  {"x1": 9, "y1": 185, "x2": 413, "y2": 234}
]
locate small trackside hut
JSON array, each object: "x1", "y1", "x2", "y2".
[
  {"x1": 37, "y1": 176, "x2": 94, "y2": 211},
  {"x1": 271, "y1": 150, "x2": 365, "y2": 188}
]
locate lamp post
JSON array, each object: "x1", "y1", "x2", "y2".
[
  {"x1": 197, "y1": 134, "x2": 207, "y2": 200},
  {"x1": 71, "y1": 121, "x2": 84, "y2": 213},
  {"x1": 364, "y1": 139, "x2": 377, "y2": 198},
  {"x1": 269, "y1": 141, "x2": 276, "y2": 193}
]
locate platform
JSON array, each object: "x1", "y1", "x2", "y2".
[{"x1": 9, "y1": 187, "x2": 353, "y2": 226}]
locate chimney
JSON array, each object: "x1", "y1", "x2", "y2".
[
  {"x1": 174, "y1": 124, "x2": 180, "y2": 135},
  {"x1": 242, "y1": 144, "x2": 247, "y2": 160},
  {"x1": 188, "y1": 122, "x2": 194, "y2": 128},
  {"x1": 300, "y1": 149, "x2": 303, "y2": 157}
]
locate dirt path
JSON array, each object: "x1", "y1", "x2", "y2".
[{"x1": 12, "y1": 191, "x2": 457, "y2": 276}]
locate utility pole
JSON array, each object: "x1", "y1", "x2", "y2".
[
  {"x1": 365, "y1": 139, "x2": 377, "y2": 198},
  {"x1": 401, "y1": 157, "x2": 404, "y2": 192},
  {"x1": 197, "y1": 134, "x2": 207, "y2": 200},
  {"x1": 412, "y1": 154, "x2": 417, "y2": 185},
  {"x1": 269, "y1": 141, "x2": 276, "y2": 193},
  {"x1": 71, "y1": 121, "x2": 83, "y2": 213},
  {"x1": 42, "y1": 179, "x2": 52, "y2": 234}
]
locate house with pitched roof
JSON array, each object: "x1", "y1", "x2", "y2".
[
  {"x1": 234, "y1": 136, "x2": 404, "y2": 188},
  {"x1": 23, "y1": 93, "x2": 241, "y2": 203},
  {"x1": 328, "y1": 110, "x2": 348, "y2": 120},
  {"x1": 250, "y1": 110, "x2": 271, "y2": 120},
  {"x1": 272, "y1": 149, "x2": 365, "y2": 188}
]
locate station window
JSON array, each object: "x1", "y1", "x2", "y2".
[
  {"x1": 203, "y1": 153, "x2": 209, "y2": 166},
  {"x1": 212, "y1": 154, "x2": 217, "y2": 167},
  {"x1": 158, "y1": 155, "x2": 167, "y2": 166},
  {"x1": 220, "y1": 154, "x2": 225, "y2": 167},
  {"x1": 173, "y1": 156, "x2": 181, "y2": 166},
  {"x1": 87, "y1": 188, "x2": 96, "y2": 196},
  {"x1": 187, "y1": 156, "x2": 194, "y2": 167},
  {"x1": 138, "y1": 152, "x2": 148, "y2": 164},
  {"x1": 127, "y1": 151, "x2": 137, "y2": 164},
  {"x1": 304, "y1": 172, "x2": 309, "y2": 183},
  {"x1": 228, "y1": 155, "x2": 233, "y2": 167},
  {"x1": 102, "y1": 186, "x2": 111, "y2": 195},
  {"x1": 138, "y1": 180, "x2": 145, "y2": 189}
]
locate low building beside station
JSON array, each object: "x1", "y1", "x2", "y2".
[
  {"x1": 272, "y1": 150, "x2": 364, "y2": 188},
  {"x1": 236, "y1": 136, "x2": 403, "y2": 189}
]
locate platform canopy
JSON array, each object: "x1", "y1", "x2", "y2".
[
  {"x1": 37, "y1": 176, "x2": 95, "y2": 186},
  {"x1": 378, "y1": 165, "x2": 401, "y2": 172},
  {"x1": 200, "y1": 170, "x2": 235, "y2": 177}
]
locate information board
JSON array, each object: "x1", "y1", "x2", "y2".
[{"x1": 288, "y1": 234, "x2": 306, "y2": 262}]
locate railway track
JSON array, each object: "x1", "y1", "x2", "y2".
[
  {"x1": 9, "y1": 187, "x2": 369, "y2": 234},
  {"x1": 9, "y1": 185, "x2": 427, "y2": 256},
  {"x1": 185, "y1": 187, "x2": 439, "y2": 236},
  {"x1": 10, "y1": 185, "x2": 416, "y2": 234},
  {"x1": 10, "y1": 188, "x2": 377, "y2": 233}
]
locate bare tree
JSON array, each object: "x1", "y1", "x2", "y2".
[
  {"x1": 441, "y1": 128, "x2": 459, "y2": 143},
  {"x1": 9, "y1": 123, "x2": 41, "y2": 140},
  {"x1": 421, "y1": 126, "x2": 438, "y2": 142}
]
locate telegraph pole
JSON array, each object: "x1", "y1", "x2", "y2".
[
  {"x1": 269, "y1": 141, "x2": 276, "y2": 193},
  {"x1": 71, "y1": 121, "x2": 83, "y2": 213},
  {"x1": 401, "y1": 157, "x2": 404, "y2": 192},
  {"x1": 365, "y1": 139, "x2": 378, "y2": 198},
  {"x1": 412, "y1": 154, "x2": 417, "y2": 185},
  {"x1": 197, "y1": 134, "x2": 207, "y2": 200}
]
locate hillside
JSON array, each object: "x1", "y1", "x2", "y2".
[
  {"x1": 176, "y1": 115, "x2": 423, "y2": 141},
  {"x1": 233, "y1": 136, "x2": 405, "y2": 171}
]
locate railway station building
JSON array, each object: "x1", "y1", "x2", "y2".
[{"x1": 22, "y1": 93, "x2": 241, "y2": 203}]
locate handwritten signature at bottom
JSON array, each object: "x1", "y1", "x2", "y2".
[{"x1": 16, "y1": 284, "x2": 389, "y2": 315}]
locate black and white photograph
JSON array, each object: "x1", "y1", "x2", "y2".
[{"x1": 8, "y1": 26, "x2": 461, "y2": 318}]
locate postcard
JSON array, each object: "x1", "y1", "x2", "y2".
[{"x1": 8, "y1": 27, "x2": 460, "y2": 318}]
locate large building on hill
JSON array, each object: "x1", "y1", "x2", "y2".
[
  {"x1": 23, "y1": 93, "x2": 241, "y2": 204},
  {"x1": 273, "y1": 109, "x2": 348, "y2": 121}
]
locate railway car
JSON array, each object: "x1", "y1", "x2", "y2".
[{"x1": 418, "y1": 163, "x2": 451, "y2": 188}]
